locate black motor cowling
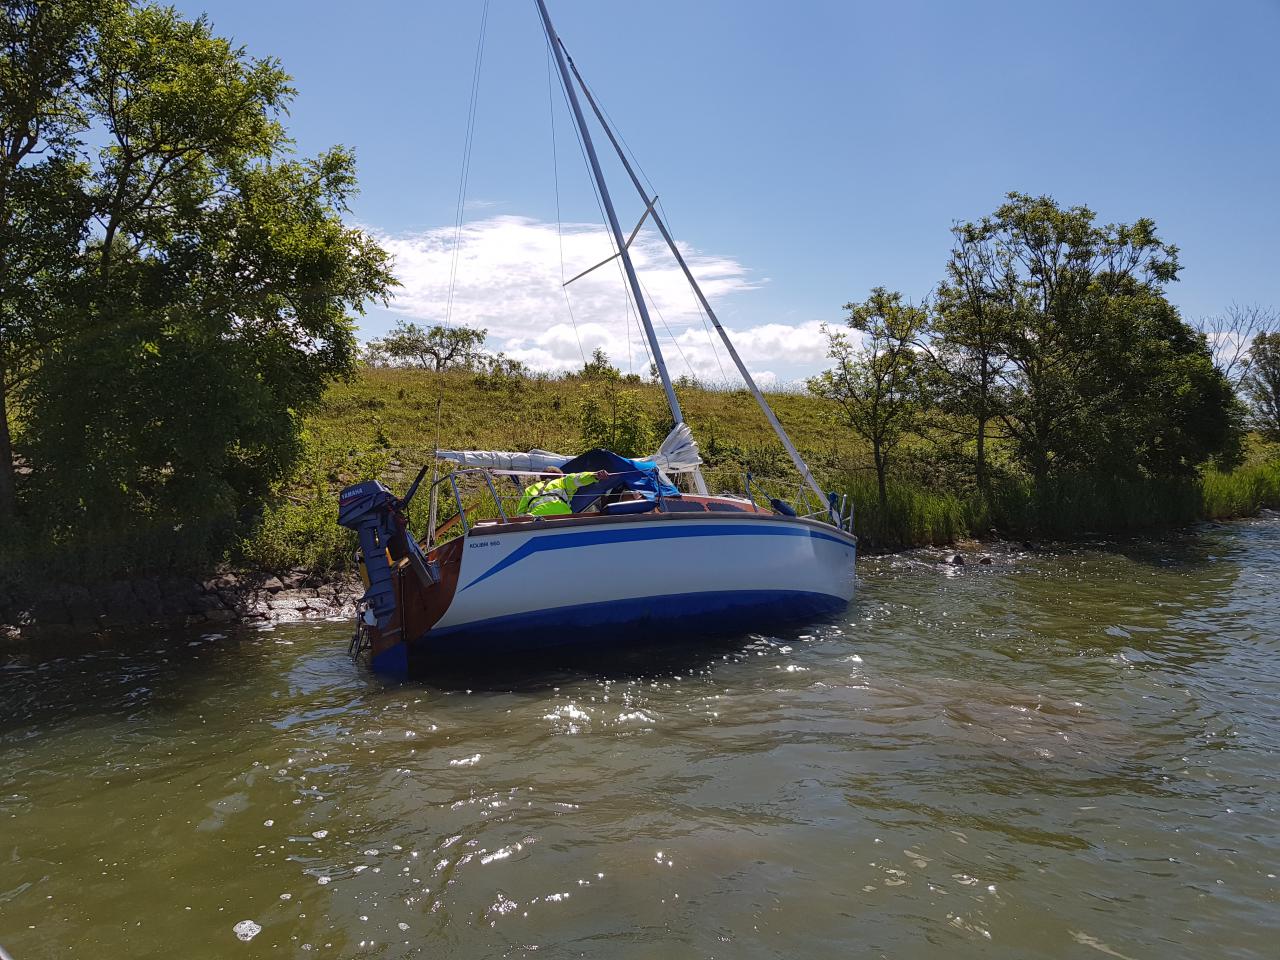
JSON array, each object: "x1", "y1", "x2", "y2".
[{"x1": 337, "y1": 480, "x2": 402, "y2": 630}]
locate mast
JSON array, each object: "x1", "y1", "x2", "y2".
[
  {"x1": 533, "y1": 0, "x2": 709, "y2": 495},
  {"x1": 559, "y1": 44, "x2": 837, "y2": 522}
]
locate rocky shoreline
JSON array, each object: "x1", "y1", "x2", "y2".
[{"x1": 0, "y1": 569, "x2": 363, "y2": 643}]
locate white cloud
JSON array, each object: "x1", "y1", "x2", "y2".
[{"x1": 371, "y1": 215, "x2": 832, "y2": 383}]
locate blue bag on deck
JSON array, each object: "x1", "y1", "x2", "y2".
[{"x1": 559, "y1": 448, "x2": 679, "y2": 513}]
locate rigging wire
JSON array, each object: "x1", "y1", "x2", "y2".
[
  {"x1": 444, "y1": 0, "x2": 493, "y2": 330},
  {"x1": 545, "y1": 42, "x2": 587, "y2": 367},
  {"x1": 638, "y1": 273, "x2": 700, "y2": 383},
  {"x1": 547, "y1": 33, "x2": 651, "y2": 376},
  {"x1": 571, "y1": 65, "x2": 730, "y2": 384}
]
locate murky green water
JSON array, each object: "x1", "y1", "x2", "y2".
[{"x1": 2, "y1": 518, "x2": 1278, "y2": 959}]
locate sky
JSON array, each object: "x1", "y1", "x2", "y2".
[{"x1": 172, "y1": 0, "x2": 1280, "y2": 386}]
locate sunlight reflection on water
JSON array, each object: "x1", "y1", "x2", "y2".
[{"x1": 1, "y1": 517, "x2": 1277, "y2": 958}]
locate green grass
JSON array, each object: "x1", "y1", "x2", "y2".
[
  {"x1": 236, "y1": 367, "x2": 1279, "y2": 568},
  {"x1": 1201, "y1": 458, "x2": 1280, "y2": 518},
  {"x1": 837, "y1": 474, "x2": 979, "y2": 550},
  {"x1": 7, "y1": 365, "x2": 1276, "y2": 584}
]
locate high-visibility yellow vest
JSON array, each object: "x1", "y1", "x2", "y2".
[{"x1": 517, "y1": 472, "x2": 597, "y2": 516}]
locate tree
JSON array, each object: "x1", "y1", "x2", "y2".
[
  {"x1": 930, "y1": 227, "x2": 1007, "y2": 495},
  {"x1": 473, "y1": 351, "x2": 529, "y2": 393},
  {"x1": 1244, "y1": 332, "x2": 1280, "y2": 439},
  {"x1": 8, "y1": 3, "x2": 394, "y2": 555},
  {"x1": 808, "y1": 288, "x2": 927, "y2": 509},
  {"x1": 577, "y1": 379, "x2": 653, "y2": 458},
  {"x1": 580, "y1": 346, "x2": 620, "y2": 380},
  {"x1": 366, "y1": 319, "x2": 487, "y2": 371},
  {"x1": 0, "y1": 0, "x2": 104, "y2": 524},
  {"x1": 1195, "y1": 304, "x2": 1279, "y2": 392},
  {"x1": 940, "y1": 193, "x2": 1233, "y2": 484}
]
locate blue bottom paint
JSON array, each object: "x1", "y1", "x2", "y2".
[{"x1": 372, "y1": 589, "x2": 849, "y2": 674}]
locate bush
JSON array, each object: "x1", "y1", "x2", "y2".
[
  {"x1": 1201, "y1": 459, "x2": 1280, "y2": 518},
  {"x1": 837, "y1": 473, "x2": 979, "y2": 550},
  {"x1": 239, "y1": 494, "x2": 355, "y2": 575},
  {"x1": 577, "y1": 385, "x2": 655, "y2": 458}
]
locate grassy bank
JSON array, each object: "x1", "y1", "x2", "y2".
[
  {"x1": 6, "y1": 367, "x2": 1275, "y2": 587},
  {"x1": 237, "y1": 368, "x2": 1279, "y2": 569}
]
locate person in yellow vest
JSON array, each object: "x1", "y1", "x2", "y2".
[{"x1": 517, "y1": 466, "x2": 611, "y2": 517}]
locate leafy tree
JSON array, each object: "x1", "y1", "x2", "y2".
[
  {"x1": 580, "y1": 346, "x2": 621, "y2": 380},
  {"x1": 1244, "y1": 331, "x2": 1280, "y2": 439},
  {"x1": 930, "y1": 224, "x2": 1008, "y2": 495},
  {"x1": 577, "y1": 379, "x2": 653, "y2": 457},
  {"x1": 0, "y1": 0, "x2": 104, "y2": 523},
  {"x1": 473, "y1": 352, "x2": 529, "y2": 394},
  {"x1": 7, "y1": 3, "x2": 394, "y2": 556},
  {"x1": 941, "y1": 193, "x2": 1233, "y2": 483},
  {"x1": 808, "y1": 288, "x2": 927, "y2": 509},
  {"x1": 366, "y1": 319, "x2": 487, "y2": 371}
]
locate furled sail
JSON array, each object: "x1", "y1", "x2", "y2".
[
  {"x1": 437, "y1": 424, "x2": 703, "y2": 474},
  {"x1": 433, "y1": 449, "x2": 568, "y2": 473}
]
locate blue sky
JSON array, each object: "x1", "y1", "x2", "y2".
[{"x1": 174, "y1": 0, "x2": 1280, "y2": 384}]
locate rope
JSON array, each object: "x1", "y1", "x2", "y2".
[{"x1": 443, "y1": 0, "x2": 492, "y2": 329}]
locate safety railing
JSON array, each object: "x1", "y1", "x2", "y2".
[{"x1": 419, "y1": 464, "x2": 854, "y2": 549}]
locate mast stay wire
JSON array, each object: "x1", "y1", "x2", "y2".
[
  {"x1": 444, "y1": 0, "x2": 493, "y2": 330},
  {"x1": 572, "y1": 63, "x2": 731, "y2": 385},
  {"x1": 637, "y1": 274, "x2": 701, "y2": 384},
  {"x1": 547, "y1": 29, "x2": 654, "y2": 378},
  {"x1": 545, "y1": 42, "x2": 587, "y2": 366}
]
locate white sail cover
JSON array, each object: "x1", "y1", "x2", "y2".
[
  {"x1": 437, "y1": 423, "x2": 703, "y2": 474},
  {"x1": 434, "y1": 448, "x2": 570, "y2": 473},
  {"x1": 651, "y1": 422, "x2": 702, "y2": 473}
]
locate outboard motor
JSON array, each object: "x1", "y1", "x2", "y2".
[
  {"x1": 338, "y1": 471, "x2": 435, "y2": 631},
  {"x1": 337, "y1": 480, "x2": 401, "y2": 630}
]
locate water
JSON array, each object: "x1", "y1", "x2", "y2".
[{"x1": 2, "y1": 518, "x2": 1278, "y2": 959}]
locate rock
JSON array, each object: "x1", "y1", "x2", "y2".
[
  {"x1": 262, "y1": 576, "x2": 285, "y2": 594},
  {"x1": 979, "y1": 556, "x2": 993, "y2": 565},
  {"x1": 160, "y1": 595, "x2": 193, "y2": 618},
  {"x1": 193, "y1": 593, "x2": 226, "y2": 612},
  {"x1": 31, "y1": 596, "x2": 71, "y2": 625},
  {"x1": 64, "y1": 597, "x2": 100, "y2": 622},
  {"x1": 948, "y1": 554, "x2": 965, "y2": 566},
  {"x1": 133, "y1": 578, "x2": 162, "y2": 605},
  {"x1": 203, "y1": 574, "x2": 239, "y2": 592},
  {"x1": 96, "y1": 580, "x2": 135, "y2": 606},
  {"x1": 29, "y1": 622, "x2": 80, "y2": 641},
  {"x1": 282, "y1": 570, "x2": 309, "y2": 590},
  {"x1": 203, "y1": 608, "x2": 237, "y2": 622},
  {"x1": 102, "y1": 599, "x2": 146, "y2": 627}
]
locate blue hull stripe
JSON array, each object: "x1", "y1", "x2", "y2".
[
  {"x1": 461, "y1": 521, "x2": 855, "y2": 592},
  {"x1": 374, "y1": 589, "x2": 848, "y2": 671}
]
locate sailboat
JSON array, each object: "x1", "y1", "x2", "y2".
[{"x1": 337, "y1": 0, "x2": 857, "y2": 674}]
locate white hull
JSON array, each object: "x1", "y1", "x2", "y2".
[{"x1": 429, "y1": 512, "x2": 856, "y2": 642}]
